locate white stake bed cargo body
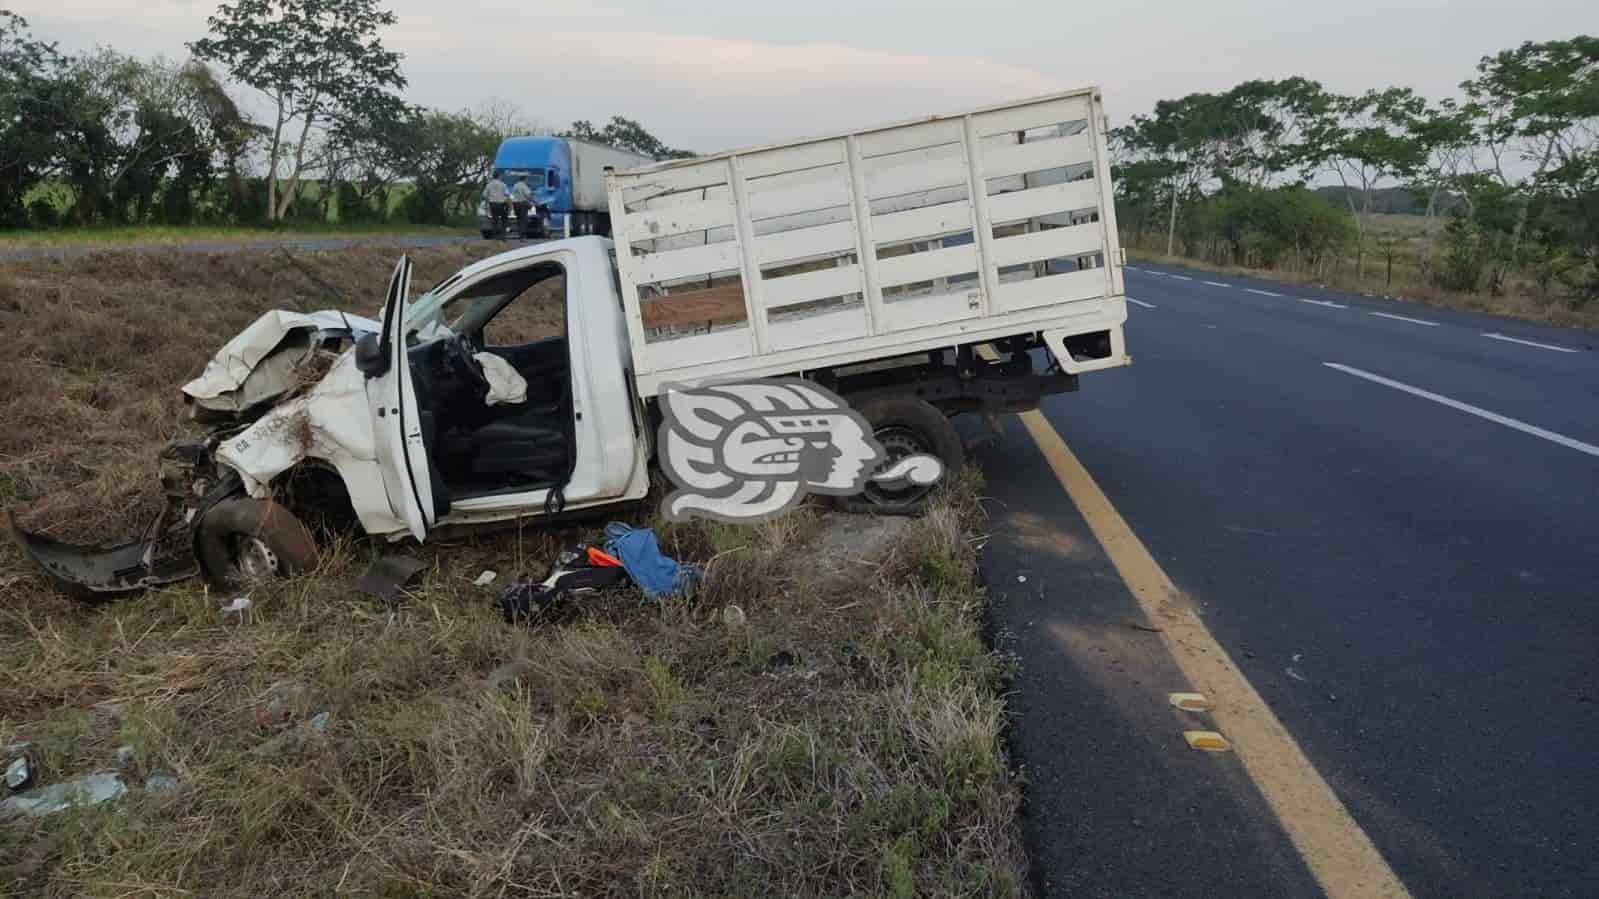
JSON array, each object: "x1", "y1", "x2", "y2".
[{"x1": 607, "y1": 86, "x2": 1130, "y2": 396}]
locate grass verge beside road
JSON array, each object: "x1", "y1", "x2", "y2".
[
  {"x1": 0, "y1": 222, "x2": 467, "y2": 251},
  {"x1": 1127, "y1": 247, "x2": 1599, "y2": 332},
  {"x1": 0, "y1": 245, "x2": 1025, "y2": 895}
]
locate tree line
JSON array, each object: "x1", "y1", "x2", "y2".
[
  {"x1": 1111, "y1": 36, "x2": 1598, "y2": 305},
  {"x1": 0, "y1": 1, "x2": 688, "y2": 230}
]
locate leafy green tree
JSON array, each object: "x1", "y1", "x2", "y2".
[
  {"x1": 1115, "y1": 93, "x2": 1228, "y2": 255},
  {"x1": 1462, "y1": 36, "x2": 1599, "y2": 269},
  {"x1": 1213, "y1": 77, "x2": 1330, "y2": 187},
  {"x1": 51, "y1": 52, "x2": 227, "y2": 224},
  {"x1": 0, "y1": 11, "x2": 65, "y2": 226},
  {"x1": 567, "y1": 116, "x2": 693, "y2": 159},
  {"x1": 1407, "y1": 98, "x2": 1477, "y2": 277},
  {"x1": 1304, "y1": 87, "x2": 1428, "y2": 278},
  {"x1": 394, "y1": 108, "x2": 501, "y2": 224},
  {"x1": 190, "y1": 0, "x2": 406, "y2": 221}
]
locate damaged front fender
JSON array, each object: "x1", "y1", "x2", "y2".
[{"x1": 9, "y1": 440, "x2": 235, "y2": 600}]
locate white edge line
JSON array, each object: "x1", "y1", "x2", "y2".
[
  {"x1": 1202, "y1": 280, "x2": 1230, "y2": 287},
  {"x1": 1368, "y1": 311, "x2": 1439, "y2": 327},
  {"x1": 1324, "y1": 362, "x2": 1599, "y2": 458},
  {"x1": 1482, "y1": 332, "x2": 1580, "y2": 354},
  {"x1": 1245, "y1": 288, "x2": 1283, "y2": 297},
  {"x1": 1126, "y1": 297, "x2": 1157, "y2": 309},
  {"x1": 1297, "y1": 298, "x2": 1348, "y2": 309}
]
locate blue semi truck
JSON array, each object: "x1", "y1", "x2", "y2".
[{"x1": 479, "y1": 136, "x2": 656, "y2": 239}]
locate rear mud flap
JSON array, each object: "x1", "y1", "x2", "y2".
[{"x1": 8, "y1": 511, "x2": 198, "y2": 600}]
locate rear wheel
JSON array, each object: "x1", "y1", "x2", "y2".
[
  {"x1": 195, "y1": 498, "x2": 320, "y2": 591},
  {"x1": 840, "y1": 397, "x2": 963, "y2": 516}
]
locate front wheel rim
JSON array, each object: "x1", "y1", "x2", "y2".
[{"x1": 234, "y1": 536, "x2": 280, "y2": 580}]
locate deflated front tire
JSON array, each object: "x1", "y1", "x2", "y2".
[{"x1": 195, "y1": 498, "x2": 320, "y2": 591}]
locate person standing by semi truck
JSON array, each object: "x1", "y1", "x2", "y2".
[
  {"x1": 510, "y1": 176, "x2": 536, "y2": 237},
  {"x1": 483, "y1": 173, "x2": 510, "y2": 236}
]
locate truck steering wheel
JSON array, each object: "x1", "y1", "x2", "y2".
[{"x1": 443, "y1": 333, "x2": 493, "y2": 396}]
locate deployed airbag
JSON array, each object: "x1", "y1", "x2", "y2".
[{"x1": 475, "y1": 352, "x2": 528, "y2": 406}]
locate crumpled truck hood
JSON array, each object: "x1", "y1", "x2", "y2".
[{"x1": 183, "y1": 309, "x2": 380, "y2": 416}]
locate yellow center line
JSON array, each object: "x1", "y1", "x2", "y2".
[{"x1": 1017, "y1": 410, "x2": 1411, "y2": 899}]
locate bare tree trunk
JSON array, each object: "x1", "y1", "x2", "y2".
[
  {"x1": 266, "y1": 93, "x2": 286, "y2": 223},
  {"x1": 274, "y1": 104, "x2": 318, "y2": 221},
  {"x1": 1419, "y1": 184, "x2": 1442, "y2": 280},
  {"x1": 1165, "y1": 177, "x2": 1180, "y2": 257}
]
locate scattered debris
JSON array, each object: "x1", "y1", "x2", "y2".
[
  {"x1": 1017, "y1": 575, "x2": 1027, "y2": 583},
  {"x1": 115, "y1": 745, "x2": 137, "y2": 767},
  {"x1": 248, "y1": 711, "x2": 333, "y2": 759},
  {"x1": 603, "y1": 523, "x2": 698, "y2": 600},
  {"x1": 219, "y1": 595, "x2": 252, "y2": 616},
  {"x1": 5, "y1": 756, "x2": 33, "y2": 792},
  {"x1": 1183, "y1": 731, "x2": 1232, "y2": 753},
  {"x1": 500, "y1": 545, "x2": 630, "y2": 623},
  {"x1": 472, "y1": 569, "x2": 498, "y2": 587},
  {"x1": 356, "y1": 555, "x2": 428, "y2": 600},
  {"x1": 721, "y1": 604, "x2": 747, "y2": 628},
  {"x1": 0, "y1": 771, "x2": 127, "y2": 820},
  {"x1": 143, "y1": 772, "x2": 180, "y2": 793},
  {"x1": 1169, "y1": 692, "x2": 1212, "y2": 713}
]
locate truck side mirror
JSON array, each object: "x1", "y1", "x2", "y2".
[{"x1": 354, "y1": 332, "x2": 390, "y2": 378}]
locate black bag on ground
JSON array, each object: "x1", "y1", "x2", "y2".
[{"x1": 499, "y1": 547, "x2": 629, "y2": 623}]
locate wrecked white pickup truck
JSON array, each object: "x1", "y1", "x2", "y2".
[{"x1": 14, "y1": 87, "x2": 1132, "y2": 598}]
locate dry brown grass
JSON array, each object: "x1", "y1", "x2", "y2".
[{"x1": 0, "y1": 247, "x2": 1024, "y2": 896}]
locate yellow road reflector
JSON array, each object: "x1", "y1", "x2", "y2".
[
  {"x1": 1185, "y1": 730, "x2": 1232, "y2": 752},
  {"x1": 1170, "y1": 692, "x2": 1212, "y2": 712}
]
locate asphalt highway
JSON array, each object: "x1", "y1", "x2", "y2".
[{"x1": 976, "y1": 263, "x2": 1598, "y2": 897}]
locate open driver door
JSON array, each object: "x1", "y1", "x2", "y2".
[{"x1": 362, "y1": 256, "x2": 438, "y2": 541}]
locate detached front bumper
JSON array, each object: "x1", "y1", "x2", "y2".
[{"x1": 9, "y1": 439, "x2": 234, "y2": 600}]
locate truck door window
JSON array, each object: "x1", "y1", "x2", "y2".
[
  {"x1": 547, "y1": 170, "x2": 558, "y2": 189},
  {"x1": 442, "y1": 262, "x2": 567, "y2": 348}
]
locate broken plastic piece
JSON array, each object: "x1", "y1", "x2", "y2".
[
  {"x1": 721, "y1": 605, "x2": 747, "y2": 628},
  {"x1": 144, "y1": 772, "x2": 179, "y2": 793},
  {"x1": 4, "y1": 756, "x2": 32, "y2": 792},
  {"x1": 1169, "y1": 692, "x2": 1212, "y2": 713},
  {"x1": 0, "y1": 771, "x2": 127, "y2": 819},
  {"x1": 356, "y1": 555, "x2": 427, "y2": 600},
  {"x1": 473, "y1": 570, "x2": 498, "y2": 587},
  {"x1": 219, "y1": 596, "x2": 252, "y2": 615},
  {"x1": 1183, "y1": 730, "x2": 1232, "y2": 752}
]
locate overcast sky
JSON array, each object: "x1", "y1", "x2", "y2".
[{"x1": 9, "y1": 0, "x2": 1593, "y2": 153}]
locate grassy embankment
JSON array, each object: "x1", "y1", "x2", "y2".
[
  {"x1": 0, "y1": 245, "x2": 1026, "y2": 896},
  {"x1": 1126, "y1": 213, "x2": 1599, "y2": 331}
]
